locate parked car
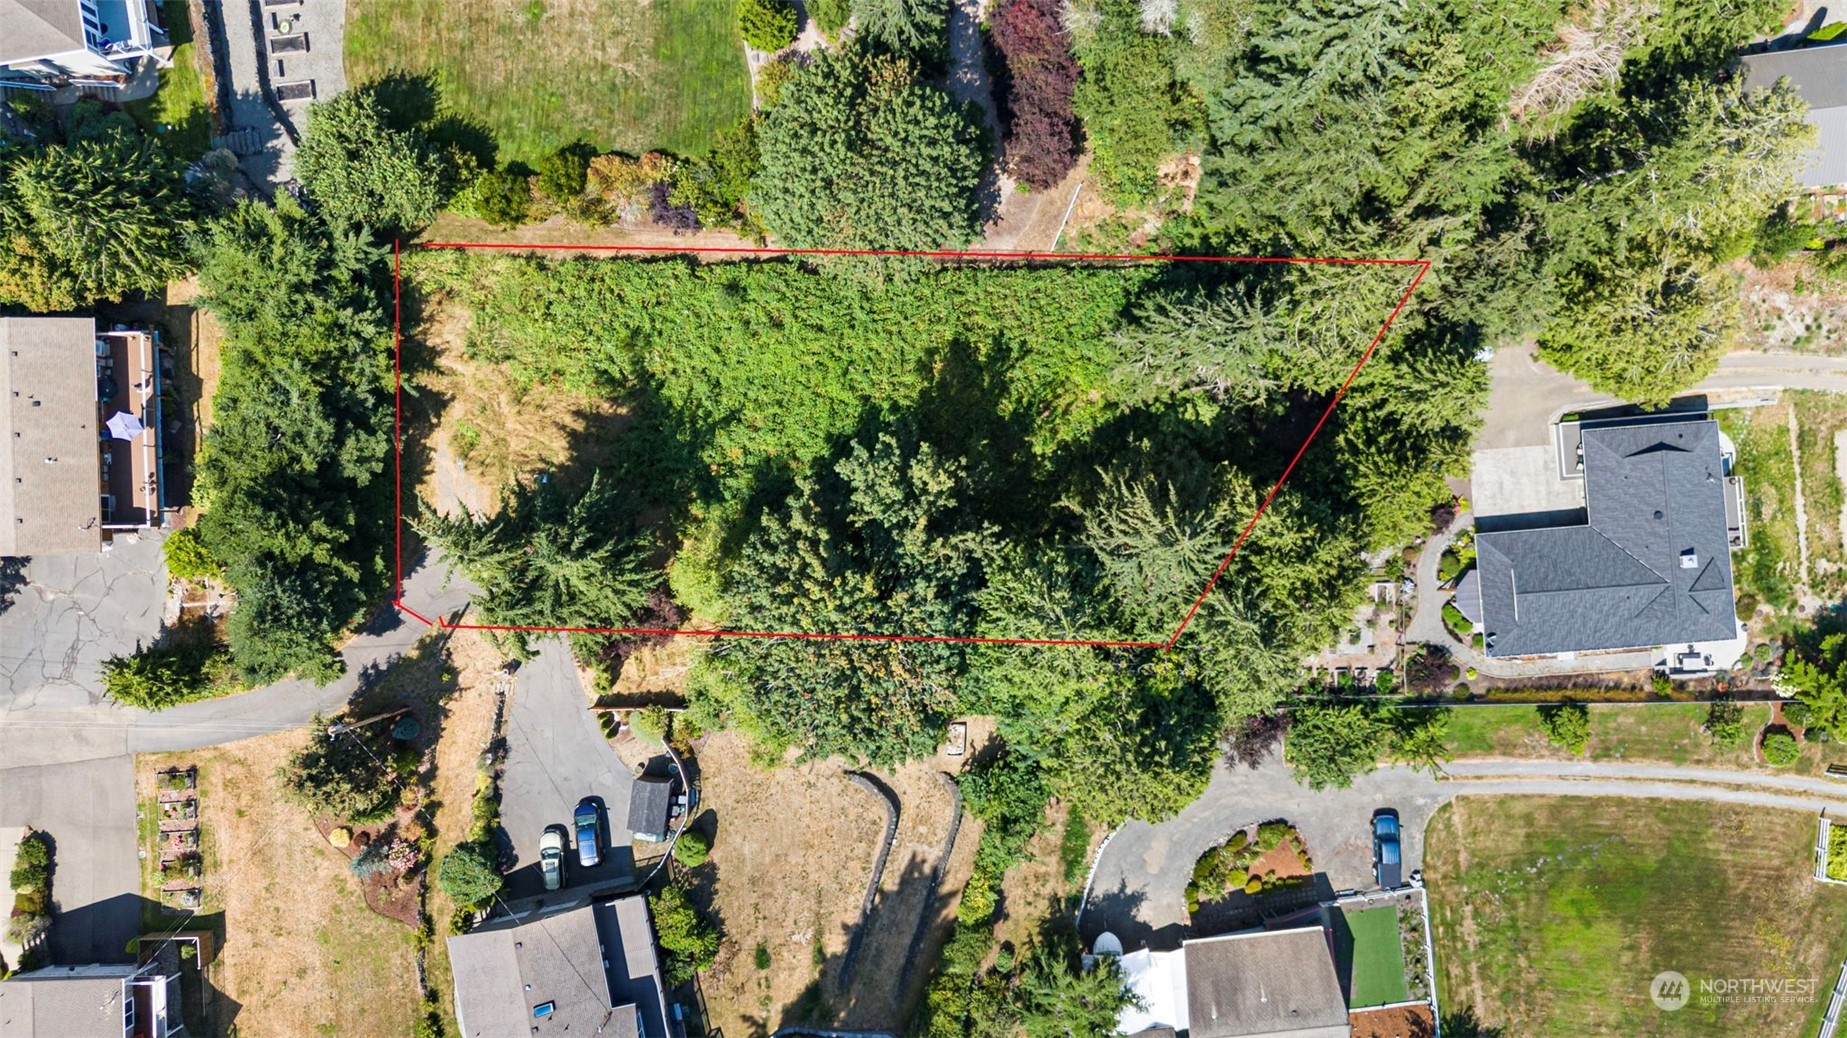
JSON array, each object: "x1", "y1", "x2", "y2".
[
  {"x1": 1373, "y1": 810, "x2": 1403, "y2": 889},
  {"x1": 539, "y1": 825, "x2": 567, "y2": 891},
  {"x1": 574, "y1": 798, "x2": 603, "y2": 868}
]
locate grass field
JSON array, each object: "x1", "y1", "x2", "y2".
[
  {"x1": 139, "y1": 738, "x2": 422, "y2": 1038},
  {"x1": 1334, "y1": 905, "x2": 1410, "y2": 1008},
  {"x1": 345, "y1": 0, "x2": 751, "y2": 165},
  {"x1": 1791, "y1": 391, "x2": 1847, "y2": 597},
  {"x1": 1425, "y1": 797, "x2": 1847, "y2": 1037},
  {"x1": 126, "y1": 0, "x2": 213, "y2": 160}
]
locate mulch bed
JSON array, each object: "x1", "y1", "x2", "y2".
[
  {"x1": 310, "y1": 813, "x2": 424, "y2": 927},
  {"x1": 1349, "y1": 1003, "x2": 1435, "y2": 1038}
]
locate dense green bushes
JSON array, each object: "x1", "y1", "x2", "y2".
[
  {"x1": 99, "y1": 622, "x2": 242, "y2": 710},
  {"x1": 754, "y1": 47, "x2": 985, "y2": 249},
  {"x1": 7, "y1": 830, "x2": 52, "y2": 950},
  {"x1": 737, "y1": 0, "x2": 800, "y2": 51},
  {"x1": 1761, "y1": 724, "x2": 1801, "y2": 766},
  {"x1": 192, "y1": 197, "x2": 393, "y2": 683},
  {"x1": 0, "y1": 100, "x2": 194, "y2": 311},
  {"x1": 435, "y1": 844, "x2": 502, "y2": 908},
  {"x1": 295, "y1": 84, "x2": 453, "y2": 234},
  {"x1": 650, "y1": 883, "x2": 720, "y2": 985}
]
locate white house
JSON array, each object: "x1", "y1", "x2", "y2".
[{"x1": 0, "y1": 0, "x2": 166, "y2": 87}]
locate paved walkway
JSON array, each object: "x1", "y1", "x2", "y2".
[{"x1": 1083, "y1": 751, "x2": 1847, "y2": 950}]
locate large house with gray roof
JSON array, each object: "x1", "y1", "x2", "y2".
[
  {"x1": 1741, "y1": 42, "x2": 1847, "y2": 189},
  {"x1": 446, "y1": 896, "x2": 674, "y2": 1038},
  {"x1": 1107, "y1": 925, "x2": 1351, "y2": 1038},
  {"x1": 1471, "y1": 418, "x2": 1741, "y2": 660},
  {"x1": 0, "y1": 0, "x2": 166, "y2": 88}
]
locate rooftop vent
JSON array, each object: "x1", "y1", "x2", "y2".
[{"x1": 1680, "y1": 549, "x2": 1699, "y2": 569}]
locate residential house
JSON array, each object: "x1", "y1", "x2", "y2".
[
  {"x1": 1741, "y1": 43, "x2": 1847, "y2": 189},
  {"x1": 1, "y1": 317, "x2": 165, "y2": 554},
  {"x1": 0, "y1": 962, "x2": 184, "y2": 1038},
  {"x1": 0, "y1": 0, "x2": 166, "y2": 88},
  {"x1": 1469, "y1": 417, "x2": 1742, "y2": 666},
  {"x1": 446, "y1": 895, "x2": 675, "y2": 1038},
  {"x1": 1105, "y1": 926, "x2": 1351, "y2": 1038}
]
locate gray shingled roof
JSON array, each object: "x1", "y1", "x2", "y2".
[
  {"x1": 0, "y1": 965, "x2": 135, "y2": 1038},
  {"x1": 1741, "y1": 44, "x2": 1847, "y2": 186},
  {"x1": 0, "y1": 0, "x2": 90, "y2": 66},
  {"x1": 447, "y1": 896, "x2": 671, "y2": 1038},
  {"x1": 1, "y1": 317, "x2": 104, "y2": 555},
  {"x1": 1477, "y1": 419, "x2": 1737, "y2": 657},
  {"x1": 1183, "y1": 927, "x2": 1349, "y2": 1038},
  {"x1": 627, "y1": 777, "x2": 673, "y2": 841}
]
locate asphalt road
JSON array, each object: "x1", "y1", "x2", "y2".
[
  {"x1": 1082, "y1": 752, "x2": 1847, "y2": 951},
  {"x1": 495, "y1": 640, "x2": 638, "y2": 906},
  {"x1": 0, "y1": 554, "x2": 471, "y2": 971},
  {"x1": 0, "y1": 757, "x2": 140, "y2": 966}
]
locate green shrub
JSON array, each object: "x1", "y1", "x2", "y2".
[
  {"x1": 1374, "y1": 669, "x2": 1396, "y2": 696},
  {"x1": 534, "y1": 143, "x2": 592, "y2": 204},
  {"x1": 1762, "y1": 725, "x2": 1801, "y2": 766},
  {"x1": 754, "y1": 943, "x2": 772, "y2": 969},
  {"x1": 738, "y1": 0, "x2": 799, "y2": 51},
  {"x1": 1058, "y1": 814, "x2": 1091, "y2": 886},
  {"x1": 808, "y1": 0, "x2": 849, "y2": 34},
  {"x1": 1828, "y1": 822, "x2": 1847, "y2": 881},
  {"x1": 435, "y1": 843, "x2": 503, "y2": 907},
  {"x1": 163, "y1": 527, "x2": 221, "y2": 581},
  {"x1": 1243, "y1": 876, "x2": 1263, "y2": 895},
  {"x1": 673, "y1": 828, "x2": 712, "y2": 868},
  {"x1": 1538, "y1": 700, "x2": 1592, "y2": 755},
  {"x1": 1784, "y1": 701, "x2": 1814, "y2": 728},
  {"x1": 1652, "y1": 673, "x2": 1673, "y2": 698},
  {"x1": 1441, "y1": 601, "x2": 1470, "y2": 634},
  {"x1": 957, "y1": 868, "x2": 998, "y2": 925},
  {"x1": 650, "y1": 883, "x2": 720, "y2": 985},
  {"x1": 1702, "y1": 698, "x2": 1746, "y2": 750},
  {"x1": 630, "y1": 706, "x2": 669, "y2": 745},
  {"x1": 1255, "y1": 821, "x2": 1291, "y2": 853},
  {"x1": 470, "y1": 167, "x2": 532, "y2": 227},
  {"x1": 756, "y1": 57, "x2": 800, "y2": 108}
]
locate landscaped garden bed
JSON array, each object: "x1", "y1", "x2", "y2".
[{"x1": 1185, "y1": 820, "x2": 1314, "y2": 913}]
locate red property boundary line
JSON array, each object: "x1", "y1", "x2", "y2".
[{"x1": 391, "y1": 241, "x2": 1431, "y2": 650}]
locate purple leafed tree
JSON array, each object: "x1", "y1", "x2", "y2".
[{"x1": 991, "y1": 0, "x2": 1081, "y2": 190}]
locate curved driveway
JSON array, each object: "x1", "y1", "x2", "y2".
[{"x1": 1082, "y1": 751, "x2": 1847, "y2": 949}]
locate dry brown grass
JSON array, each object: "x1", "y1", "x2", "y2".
[
  {"x1": 140, "y1": 735, "x2": 421, "y2": 1038},
  {"x1": 691, "y1": 732, "x2": 977, "y2": 1036}
]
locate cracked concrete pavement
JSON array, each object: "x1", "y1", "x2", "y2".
[
  {"x1": 0, "y1": 533, "x2": 169, "y2": 714},
  {"x1": 1083, "y1": 750, "x2": 1847, "y2": 950}
]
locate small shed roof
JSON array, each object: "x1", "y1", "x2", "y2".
[{"x1": 627, "y1": 777, "x2": 673, "y2": 840}]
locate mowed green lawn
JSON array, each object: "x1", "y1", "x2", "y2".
[
  {"x1": 345, "y1": 0, "x2": 751, "y2": 165},
  {"x1": 1334, "y1": 905, "x2": 1410, "y2": 1008},
  {"x1": 1426, "y1": 797, "x2": 1847, "y2": 1037}
]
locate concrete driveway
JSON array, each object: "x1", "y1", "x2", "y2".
[
  {"x1": 0, "y1": 534, "x2": 168, "y2": 713},
  {"x1": 1479, "y1": 345, "x2": 1847, "y2": 451},
  {"x1": 0, "y1": 757, "x2": 140, "y2": 967},
  {"x1": 496, "y1": 641, "x2": 636, "y2": 904}
]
